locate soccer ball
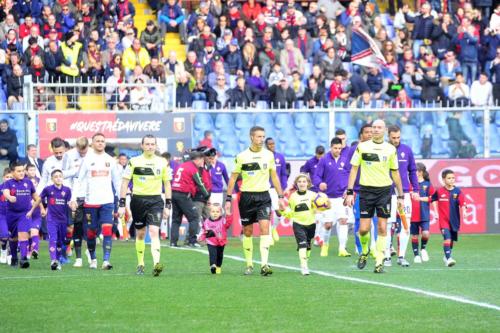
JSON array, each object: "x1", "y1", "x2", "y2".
[{"x1": 313, "y1": 193, "x2": 329, "y2": 211}]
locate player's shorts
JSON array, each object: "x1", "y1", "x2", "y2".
[
  {"x1": 359, "y1": 186, "x2": 392, "y2": 219},
  {"x1": 209, "y1": 192, "x2": 224, "y2": 207},
  {"x1": 410, "y1": 221, "x2": 430, "y2": 234},
  {"x1": 0, "y1": 215, "x2": 9, "y2": 238},
  {"x1": 239, "y1": 191, "x2": 272, "y2": 226},
  {"x1": 389, "y1": 193, "x2": 412, "y2": 224},
  {"x1": 319, "y1": 197, "x2": 354, "y2": 224},
  {"x1": 130, "y1": 195, "x2": 164, "y2": 229},
  {"x1": 293, "y1": 222, "x2": 316, "y2": 250},
  {"x1": 30, "y1": 216, "x2": 41, "y2": 230},
  {"x1": 7, "y1": 212, "x2": 30, "y2": 234},
  {"x1": 269, "y1": 188, "x2": 280, "y2": 211},
  {"x1": 84, "y1": 203, "x2": 115, "y2": 230}
]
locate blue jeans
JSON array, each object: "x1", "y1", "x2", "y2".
[
  {"x1": 413, "y1": 40, "x2": 425, "y2": 59},
  {"x1": 461, "y1": 62, "x2": 478, "y2": 85}
]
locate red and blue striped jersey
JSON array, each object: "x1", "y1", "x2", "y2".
[
  {"x1": 411, "y1": 180, "x2": 435, "y2": 223},
  {"x1": 431, "y1": 186, "x2": 466, "y2": 231}
]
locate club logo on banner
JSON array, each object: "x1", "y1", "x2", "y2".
[{"x1": 173, "y1": 117, "x2": 185, "y2": 133}]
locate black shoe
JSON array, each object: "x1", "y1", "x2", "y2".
[
  {"x1": 210, "y1": 264, "x2": 216, "y2": 274},
  {"x1": 357, "y1": 253, "x2": 369, "y2": 270},
  {"x1": 51, "y1": 260, "x2": 59, "y2": 271},
  {"x1": 75, "y1": 104, "x2": 81, "y2": 110},
  {"x1": 260, "y1": 265, "x2": 273, "y2": 276},
  {"x1": 32, "y1": 250, "x2": 38, "y2": 259},
  {"x1": 169, "y1": 243, "x2": 179, "y2": 248},
  {"x1": 11, "y1": 258, "x2": 18, "y2": 267},
  {"x1": 153, "y1": 263, "x2": 164, "y2": 277},
  {"x1": 20, "y1": 258, "x2": 30, "y2": 269},
  {"x1": 374, "y1": 264, "x2": 385, "y2": 274}
]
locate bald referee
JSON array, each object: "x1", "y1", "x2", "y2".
[
  {"x1": 344, "y1": 120, "x2": 404, "y2": 273},
  {"x1": 225, "y1": 126, "x2": 285, "y2": 276}
]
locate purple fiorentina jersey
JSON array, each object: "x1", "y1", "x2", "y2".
[
  {"x1": 4, "y1": 177, "x2": 35, "y2": 213},
  {"x1": 210, "y1": 161, "x2": 229, "y2": 193},
  {"x1": 0, "y1": 183, "x2": 7, "y2": 216},
  {"x1": 313, "y1": 152, "x2": 350, "y2": 198},
  {"x1": 29, "y1": 177, "x2": 41, "y2": 218},
  {"x1": 392, "y1": 143, "x2": 419, "y2": 194},
  {"x1": 40, "y1": 185, "x2": 72, "y2": 223}
]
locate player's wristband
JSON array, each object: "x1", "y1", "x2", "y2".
[
  {"x1": 397, "y1": 195, "x2": 404, "y2": 200},
  {"x1": 225, "y1": 196, "x2": 232, "y2": 202},
  {"x1": 119, "y1": 198, "x2": 126, "y2": 207},
  {"x1": 165, "y1": 198, "x2": 172, "y2": 209},
  {"x1": 346, "y1": 189, "x2": 354, "y2": 196},
  {"x1": 278, "y1": 194, "x2": 284, "y2": 199}
]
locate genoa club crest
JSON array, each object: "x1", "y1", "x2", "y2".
[{"x1": 173, "y1": 117, "x2": 185, "y2": 133}]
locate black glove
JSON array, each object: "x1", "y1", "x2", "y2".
[{"x1": 205, "y1": 230, "x2": 216, "y2": 238}]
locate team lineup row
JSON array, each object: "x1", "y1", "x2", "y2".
[{"x1": 0, "y1": 121, "x2": 467, "y2": 275}]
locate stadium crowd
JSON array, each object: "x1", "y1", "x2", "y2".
[{"x1": 0, "y1": 0, "x2": 499, "y2": 111}]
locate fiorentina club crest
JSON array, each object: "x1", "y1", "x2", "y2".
[
  {"x1": 61, "y1": 191, "x2": 66, "y2": 197},
  {"x1": 173, "y1": 117, "x2": 185, "y2": 133}
]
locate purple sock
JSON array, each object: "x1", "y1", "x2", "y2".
[
  {"x1": 19, "y1": 240, "x2": 29, "y2": 259},
  {"x1": 49, "y1": 240, "x2": 57, "y2": 261},
  {"x1": 9, "y1": 240, "x2": 18, "y2": 259},
  {"x1": 31, "y1": 235, "x2": 40, "y2": 252}
]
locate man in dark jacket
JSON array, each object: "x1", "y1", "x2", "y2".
[
  {"x1": 454, "y1": 18, "x2": 479, "y2": 84},
  {"x1": 140, "y1": 20, "x2": 162, "y2": 57},
  {"x1": 303, "y1": 76, "x2": 326, "y2": 108},
  {"x1": 412, "y1": 68, "x2": 444, "y2": 104},
  {"x1": 44, "y1": 40, "x2": 63, "y2": 83},
  {"x1": 7, "y1": 64, "x2": 24, "y2": 109},
  {"x1": 269, "y1": 78, "x2": 296, "y2": 109},
  {"x1": 226, "y1": 76, "x2": 256, "y2": 108},
  {"x1": 0, "y1": 119, "x2": 18, "y2": 165},
  {"x1": 403, "y1": 3, "x2": 434, "y2": 59}
]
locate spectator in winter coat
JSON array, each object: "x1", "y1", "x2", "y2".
[
  {"x1": 402, "y1": 3, "x2": 434, "y2": 58},
  {"x1": 454, "y1": 18, "x2": 480, "y2": 84},
  {"x1": 159, "y1": 0, "x2": 185, "y2": 36},
  {"x1": 140, "y1": 20, "x2": 162, "y2": 58},
  {"x1": 412, "y1": 68, "x2": 445, "y2": 104},
  {"x1": 320, "y1": 47, "x2": 342, "y2": 86},
  {"x1": 7, "y1": 64, "x2": 24, "y2": 109},
  {"x1": 269, "y1": 78, "x2": 296, "y2": 108},
  {"x1": 303, "y1": 76, "x2": 327, "y2": 108},
  {"x1": 226, "y1": 76, "x2": 256, "y2": 108},
  {"x1": 0, "y1": 119, "x2": 19, "y2": 165}
]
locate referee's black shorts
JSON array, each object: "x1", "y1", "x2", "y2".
[
  {"x1": 359, "y1": 186, "x2": 392, "y2": 219},
  {"x1": 130, "y1": 195, "x2": 164, "y2": 229},
  {"x1": 239, "y1": 191, "x2": 272, "y2": 226}
]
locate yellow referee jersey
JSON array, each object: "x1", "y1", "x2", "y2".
[
  {"x1": 233, "y1": 148, "x2": 275, "y2": 192},
  {"x1": 350, "y1": 140, "x2": 398, "y2": 187},
  {"x1": 281, "y1": 190, "x2": 317, "y2": 226},
  {"x1": 122, "y1": 154, "x2": 171, "y2": 196}
]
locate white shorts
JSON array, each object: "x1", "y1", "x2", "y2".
[
  {"x1": 389, "y1": 193, "x2": 412, "y2": 223},
  {"x1": 319, "y1": 198, "x2": 354, "y2": 225},
  {"x1": 209, "y1": 192, "x2": 224, "y2": 206},
  {"x1": 270, "y1": 188, "x2": 279, "y2": 211}
]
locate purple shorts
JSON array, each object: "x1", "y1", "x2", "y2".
[
  {"x1": 7, "y1": 212, "x2": 31, "y2": 235},
  {"x1": 31, "y1": 217, "x2": 41, "y2": 230},
  {"x1": 0, "y1": 215, "x2": 8, "y2": 239}
]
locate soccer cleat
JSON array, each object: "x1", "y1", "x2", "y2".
[
  {"x1": 446, "y1": 258, "x2": 456, "y2": 267},
  {"x1": 374, "y1": 264, "x2": 385, "y2": 274},
  {"x1": 9, "y1": 256, "x2": 15, "y2": 267},
  {"x1": 338, "y1": 248, "x2": 351, "y2": 257},
  {"x1": 0, "y1": 249, "x2": 7, "y2": 264},
  {"x1": 244, "y1": 266, "x2": 254, "y2": 275},
  {"x1": 390, "y1": 246, "x2": 397, "y2": 257},
  {"x1": 260, "y1": 265, "x2": 273, "y2": 276},
  {"x1": 153, "y1": 263, "x2": 164, "y2": 277},
  {"x1": 357, "y1": 253, "x2": 369, "y2": 270},
  {"x1": 397, "y1": 257, "x2": 410, "y2": 267},
  {"x1": 210, "y1": 264, "x2": 217, "y2": 274},
  {"x1": 89, "y1": 259, "x2": 98, "y2": 269},
  {"x1": 421, "y1": 249, "x2": 429, "y2": 262},
  {"x1": 320, "y1": 244, "x2": 329, "y2": 257},
  {"x1": 383, "y1": 258, "x2": 392, "y2": 267},
  {"x1": 73, "y1": 258, "x2": 83, "y2": 267},
  {"x1": 215, "y1": 267, "x2": 222, "y2": 274},
  {"x1": 51, "y1": 260, "x2": 59, "y2": 271},
  {"x1": 32, "y1": 250, "x2": 39, "y2": 260},
  {"x1": 102, "y1": 261, "x2": 113, "y2": 270},
  {"x1": 169, "y1": 243, "x2": 179, "y2": 248},
  {"x1": 301, "y1": 266, "x2": 310, "y2": 276},
  {"x1": 85, "y1": 250, "x2": 92, "y2": 264},
  {"x1": 136, "y1": 265, "x2": 145, "y2": 275},
  {"x1": 272, "y1": 228, "x2": 280, "y2": 242},
  {"x1": 20, "y1": 258, "x2": 30, "y2": 269},
  {"x1": 414, "y1": 255, "x2": 422, "y2": 264}
]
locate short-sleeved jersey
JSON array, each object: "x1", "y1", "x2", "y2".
[
  {"x1": 431, "y1": 186, "x2": 466, "y2": 232},
  {"x1": 411, "y1": 180, "x2": 435, "y2": 222},
  {"x1": 281, "y1": 190, "x2": 317, "y2": 226},
  {"x1": 3, "y1": 177, "x2": 36, "y2": 213},
  {"x1": 123, "y1": 154, "x2": 171, "y2": 196},
  {"x1": 350, "y1": 140, "x2": 398, "y2": 188},
  {"x1": 233, "y1": 148, "x2": 276, "y2": 192},
  {"x1": 40, "y1": 185, "x2": 72, "y2": 223}
]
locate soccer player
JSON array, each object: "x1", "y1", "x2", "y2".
[
  {"x1": 225, "y1": 126, "x2": 285, "y2": 276},
  {"x1": 26, "y1": 164, "x2": 44, "y2": 259},
  {"x1": 386, "y1": 125, "x2": 419, "y2": 267},
  {"x1": 265, "y1": 137, "x2": 288, "y2": 244},
  {"x1": 345, "y1": 119, "x2": 404, "y2": 274},
  {"x1": 62, "y1": 137, "x2": 89, "y2": 267},
  {"x1": 118, "y1": 135, "x2": 172, "y2": 276},
  {"x1": 28, "y1": 169, "x2": 73, "y2": 270},
  {"x1": 345, "y1": 123, "x2": 373, "y2": 255},
  {"x1": 335, "y1": 128, "x2": 350, "y2": 159},
  {"x1": 431, "y1": 169, "x2": 467, "y2": 267},
  {"x1": 411, "y1": 163, "x2": 436, "y2": 263},
  {"x1": 2, "y1": 162, "x2": 40, "y2": 268},
  {"x1": 170, "y1": 151, "x2": 209, "y2": 247},
  {"x1": 71, "y1": 133, "x2": 121, "y2": 270},
  {"x1": 37, "y1": 137, "x2": 66, "y2": 193},
  {"x1": 208, "y1": 153, "x2": 229, "y2": 206},
  {"x1": 0, "y1": 167, "x2": 12, "y2": 264},
  {"x1": 313, "y1": 137, "x2": 352, "y2": 257},
  {"x1": 281, "y1": 174, "x2": 325, "y2": 275}
]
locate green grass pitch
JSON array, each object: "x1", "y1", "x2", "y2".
[{"x1": 1, "y1": 234, "x2": 499, "y2": 332}]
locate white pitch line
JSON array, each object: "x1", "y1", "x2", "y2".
[
  {"x1": 0, "y1": 273, "x2": 131, "y2": 280},
  {"x1": 172, "y1": 246, "x2": 500, "y2": 313}
]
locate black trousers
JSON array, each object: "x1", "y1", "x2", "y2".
[
  {"x1": 207, "y1": 244, "x2": 225, "y2": 267},
  {"x1": 171, "y1": 191, "x2": 200, "y2": 245}
]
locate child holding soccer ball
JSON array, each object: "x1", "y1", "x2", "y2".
[
  {"x1": 198, "y1": 204, "x2": 233, "y2": 274},
  {"x1": 281, "y1": 174, "x2": 330, "y2": 275},
  {"x1": 431, "y1": 169, "x2": 467, "y2": 267}
]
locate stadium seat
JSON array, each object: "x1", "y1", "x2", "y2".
[
  {"x1": 274, "y1": 113, "x2": 293, "y2": 130},
  {"x1": 401, "y1": 124, "x2": 419, "y2": 139},
  {"x1": 335, "y1": 112, "x2": 351, "y2": 129},
  {"x1": 495, "y1": 111, "x2": 500, "y2": 127},
  {"x1": 459, "y1": 112, "x2": 474, "y2": 127},
  {"x1": 215, "y1": 113, "x2": 234, "y2": 130},
  {"x1": 314, "y1": 112, "x2": 329, "y2": 130},
  {"x1": 193, "y1": 113, "x2": 213, "y2": 131},
  {"x1": 192, "y1": 100, "x2": 208, "y2": 110},
  {"x1": 490, "y1": 126, "x2": 500, "y2": 153},
  {"x1": 294, "y1": 112, "x2": 313, "y2": 129},
  {"x1": 80, "y1": 95, "x2": 105, "y2": 110},
  {"x1": 254, "y1": 112, "x2": 274, "y2": 128},
  {"x1": 344, "y1": 126, "x2": 358, "y2": 143}
]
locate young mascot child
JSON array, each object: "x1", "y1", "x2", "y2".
[
  {"x1": 26, "y1": 164, "x2": 44, "y2": 259},
  {"x1": 0, "y1": 168, "x2": 13, "y2": 264},
  {"x1": 198, "y1": 204, "x2": 233, "y2": 274}
]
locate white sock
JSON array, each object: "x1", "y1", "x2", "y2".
[
  {"x1": 385, "y1": 222, "x2": 393, "y2": 258},
  {"x1": 315, "y1": 222, "x2": 324, "y2": 242},
  {"x1": 322, "y1": 226, "x2": 332, "y2": 244},
  {"x1": 337, "y1": 223, "x2": 348, "y2": 250},
  {"x1": 398, "y1": 229, "x2": 410, "y2": 258},
  {"x1": 259, "y1": 235, "x2": 271, "y2": 266},
  {"x1": 151, "y1": 237, "x2": 161, "y2": 265},
  {"x1": 298, "y1": 248, "x2": 308, "y2": 268}
]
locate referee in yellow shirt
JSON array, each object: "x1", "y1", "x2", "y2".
[
  {"x1": 344, "y1": 120, "x2": 404, "y2": 273},
  {"x1": 118, "y1": 135, "x2": 172, "y2": 276},
  {"x1": 225, "y1": 126, "x2": 285, "y2": 276}
]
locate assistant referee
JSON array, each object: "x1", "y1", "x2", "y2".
[
  {"x1": 225, "y1": 126, "x2": 285, "y2": 276},
  {"x1": 118, "y1": 135, "x2": 172, "y2": 276},
  {"x1": 344, "y1": 119, "x2": 404, "y2": 273}
]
